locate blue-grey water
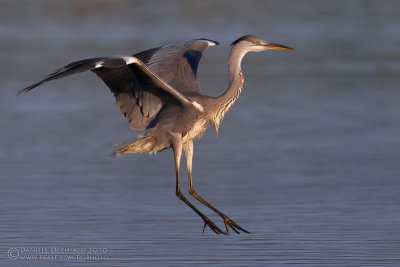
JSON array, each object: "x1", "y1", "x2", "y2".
[{"x1": 1, "y1": 1, "x2": 400, "y2": 266}]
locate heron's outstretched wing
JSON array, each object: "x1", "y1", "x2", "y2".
[
  {"x1": 19, "y1": 56, "x2": 199, "y2": 130},
  {"x1": 133, "y1": 38, "x2": 219, "y2": 94},
  {"x1": 19, "y1": 38, "x2": 217, "y2": 130}
]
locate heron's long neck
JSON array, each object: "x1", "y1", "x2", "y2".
[{"x1": 212, "y1": 47, "x2": 245, "y2": 134}]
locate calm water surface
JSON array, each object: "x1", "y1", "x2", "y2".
[{"x1": 1, "y1": 1, "x2": 399, "y2": 266}]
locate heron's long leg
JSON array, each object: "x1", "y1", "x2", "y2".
[
  {"x1": 172, "y1": 136, "x2": 225, "y2": 235},
  {"x1": 183, "y1": 141, "x2": 250, "y2": 234}
]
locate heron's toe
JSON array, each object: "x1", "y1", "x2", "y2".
[
  {"x1": 202, "y1": 218, "x2": 226, "y2": 235},
  {"x1": 223, "y1": 217, "x2": 250, "y2": 234}
]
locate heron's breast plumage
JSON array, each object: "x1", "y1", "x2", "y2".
[
  {"x1": 182, "y1": 118, "x2": 210, "y2": 144},
  {"x1": 212, "y1": 71, "x2": 244, "y2": 134}
]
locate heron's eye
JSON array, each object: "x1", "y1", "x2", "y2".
[{"x1": 252, "y1": 40, "x2": 260, "y2": 45}]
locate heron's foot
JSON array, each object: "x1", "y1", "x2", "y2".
[
  {"x1": 202, "y1": 217, "x2": 226, "y2": 235},
  {"x1": 222, "y1": 216, "x2": 250, "y2": 234}
]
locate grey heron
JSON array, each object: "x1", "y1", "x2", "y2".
[{"x1": 20, "y1": 35, "x2": 293, "y2": 235}]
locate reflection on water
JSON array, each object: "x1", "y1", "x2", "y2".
[{"x1": 1, "y1": 1, "x2": 400, "y2": 266}]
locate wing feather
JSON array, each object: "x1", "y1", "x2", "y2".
[
  {"x1": 136, "y1": 38, "x2": 218, "y2": 94},
  {"x1": 19, "y1": 38, "x2": 218, "y2": 130}
]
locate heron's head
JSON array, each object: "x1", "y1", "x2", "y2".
[{"x1": 231, "y1": 35, "x2": 294, "y2": 53}]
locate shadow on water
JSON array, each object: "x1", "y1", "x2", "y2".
[{"x1": 1, "y1": 1, "x2": 400, "y2": 266}]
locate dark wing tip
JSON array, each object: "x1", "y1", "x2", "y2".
[
  {"x1": 17, "y1": 57, "x2": 110, "y2": 96},
  {"x1": 17, "y1": 82, "x2": 43, "y2": 95},
  {"x1": 197, "y1": 38, "x2": 219, "y2": 46}
]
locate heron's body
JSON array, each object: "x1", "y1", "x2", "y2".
[
  {"x1": 20, "y1": 35, "x2": 293, "y2": 235},
  {"x1": 117, "y1": 102, "x2": 210, "y2": 155}
]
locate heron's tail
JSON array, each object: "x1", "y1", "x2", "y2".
[{"x1": 112, "y1": 137, "x2": 157, "y2": 156}]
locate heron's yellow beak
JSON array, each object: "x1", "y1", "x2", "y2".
[{"x1": 263, "y1": 42, "x2": 294, "y2": 51}]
